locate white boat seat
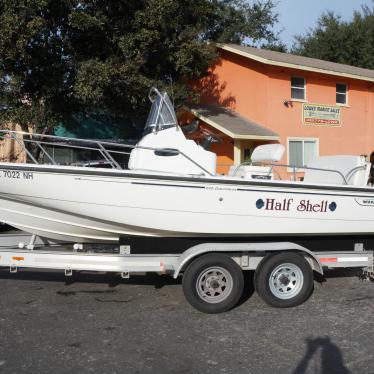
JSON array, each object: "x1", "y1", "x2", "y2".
[
  {"x1": 303, "y1": 155, "x2": 370, "y2": 186},
  {"x1": 228, "y1": 144, "x2": 284, "y2": 180},
  {"x1": 250, "y1": 144, "x2": 285, "y2": 163}
]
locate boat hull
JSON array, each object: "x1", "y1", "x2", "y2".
[{"x1": 0, "y1": 163, "x2": 374, "y2": 243}]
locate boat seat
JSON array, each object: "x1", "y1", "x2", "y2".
[
  {"x1": 250, "y1": 144, "x2": 285, "y2": 163},
  {"x1": 303, "y1": 155, "x2": 370, "y2": 186},
  {"x1": 228, "y1": 143, "x2": 284, "y2": 180},
  {"x1": 228, "y1": 165, "x2": 272, "y2": 180}
]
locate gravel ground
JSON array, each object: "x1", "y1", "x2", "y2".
[{"x1": 0, "y1": 268, "x2": 373, "y2": 374}]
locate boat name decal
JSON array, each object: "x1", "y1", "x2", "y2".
[
  {"x1": 256, "y1": 198, "x2": 336, "y2": 212},
  {"x1": 355, "y1": 198, "x2": 374, "y2": 206},
  {"x1": 1, "y1": 170, "x2": 34, "y2": 180}
]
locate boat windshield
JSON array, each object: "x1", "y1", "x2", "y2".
[{"x1": 143, "y1": 88, "x2": 178, "y2": 134}]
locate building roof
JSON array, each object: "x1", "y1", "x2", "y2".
[
  {"x1": 190, "y1": 103, "x2": 280, "y2": 140},
  {"x1": 219, "y1": 44, "x2": 374, "y2": 82}
]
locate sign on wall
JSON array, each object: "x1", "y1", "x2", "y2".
[{"x1": 302, "y1": 103, "x2": 341, "y2": 126}]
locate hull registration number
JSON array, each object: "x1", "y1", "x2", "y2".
[{"x1": 2, "y1": 170, "x2": 34, "y2": 180}]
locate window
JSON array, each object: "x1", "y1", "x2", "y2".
[
  {"x1": 336, "y1": 83, "x2": 347, "y2": 105},
  {"x1": 288, "y1": 138, "x2": 318, "y2": 168},
  {"x1": 243, "y1": 148, "x2": 252, "y2": 161},
  {"x1": 291, "y1": 77, "x2": 306, "y2": 100}
]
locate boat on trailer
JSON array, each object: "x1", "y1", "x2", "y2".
[
  {"x1": 0, "y1": 88, "x2": 373, "y2": 313},
  {"x1": 0, "y1": 88, "x2": 373, "y2": 244}
]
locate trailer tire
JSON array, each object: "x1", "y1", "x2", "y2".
[
  {"x1": 255, "y1": 252, "x2": 313, "y2": 308},
  {"x1": 182, "y1": 254, "x2": 244, "y2": 314}
]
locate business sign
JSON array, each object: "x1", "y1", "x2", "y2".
[{"x1": 303, "y1": 103, "x2": 341, "y2": 126}]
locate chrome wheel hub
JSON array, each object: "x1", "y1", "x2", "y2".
[
  {"x1": 196, "y1": 267, "x2": 233, "y2": 304},
  {"x1": 269, "y1": 263, "x2": 304, "y2": 300}
]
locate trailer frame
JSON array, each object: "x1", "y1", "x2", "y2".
[{"x1": 0, "y1": 232, "x2": 373, "y2": 312}]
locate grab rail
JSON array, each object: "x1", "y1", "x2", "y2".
[
  {"x1": 231, "y1": 161, "x2": 368, "y2": 185},
  {"x1": 0, "y1": 130, "x2": 215, "y2": 176},
  {"x1": 268, "y1": 162, "x2": 350, "y2": 185}
]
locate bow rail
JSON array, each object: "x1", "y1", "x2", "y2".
[{"x1": 0, "y1": 129, "x2": 215, "y2": 176}]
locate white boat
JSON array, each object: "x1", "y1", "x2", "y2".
[{"x1": 0, "y1": 88, "x2": 373, "y2": 244}]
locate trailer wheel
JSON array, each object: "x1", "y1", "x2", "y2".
[
  {"x1": 255, "y1": 252, "x2": 313, "y2": 308},
  {"x1": 182, "y1": 254, "x2": 244, "y2": 314}
]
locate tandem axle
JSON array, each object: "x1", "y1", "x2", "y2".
[{"x1": 0, "y1": 232, "x2": 373, "y2": 313}]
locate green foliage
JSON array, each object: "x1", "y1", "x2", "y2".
[
  {"x1": 204, "y1": 0, "x2": 279, "y2": 44},
  {"x1": 0, "y1": 0, "x2": 279, "y2": 136},
  {"x1": 292, "y1": 4, "x2": 374, "y2": 70},
  {"x1": 0, "y1": 0, "x2": 78, "y2": 131}
]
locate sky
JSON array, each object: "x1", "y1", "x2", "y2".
[{"x1": 275, "y1": 0, "x2": 373, "y2": 48}]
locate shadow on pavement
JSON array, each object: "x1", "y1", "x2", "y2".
[
  {"x1": 237, "y1": 270, "x2": 255, "y2": 307},
  {"x1": 313, "y1": 268, "x2": 363, "y2": 285},
  {"x1": 323, "y1": 268, "x2": 363, "y2": 279},
  {"x1": 0, "y1": 268, "x2": 181, "y2": 288},
  {"x1": 0, "y1": 266, "x2": 363, "y2": 291},
  {"x1": 293, "y1": 337, "x2": 350, "y2": 374}
]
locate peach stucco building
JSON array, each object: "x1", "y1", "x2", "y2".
[{"x1": 189, "y1": 44, "x2": 374, "y2": 176}]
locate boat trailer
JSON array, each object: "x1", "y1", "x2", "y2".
[{"x1": 0, "y1": 232, "x2": 373, "y2": 313}]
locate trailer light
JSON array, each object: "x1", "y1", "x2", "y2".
[
  {"x1": 319, "y1": 257, "x2": 337, "y2": 263},
  {"x1": 12, "y1": 256, "x2": 24, "y2": 261}
]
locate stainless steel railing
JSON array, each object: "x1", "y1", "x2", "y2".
[
  {"x1": 0, "y1": 130, "x2": 215, "y2": 176},
  {"x1": 0, "y1": 130, "x2": 369, "y2": 184},
  {"x1": 229, "y1": 161, "x2": 369, "y2": 185}
]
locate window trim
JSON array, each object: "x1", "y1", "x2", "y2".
[
  {"x1": 336, "y1": 82, "x2": 348, "y2": 106},
  {"x1": 287, "y1": 137, "x2": 319, "y2": 172},
  {"x1": 291, "y1": 76, "x2": 306, "y2": 101}
]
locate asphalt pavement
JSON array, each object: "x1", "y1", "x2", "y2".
[{"x1": 0, "y1": 268, "x2": 373, "y2": 374}]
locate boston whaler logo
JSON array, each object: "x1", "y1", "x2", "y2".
[
  {"x1": 255, "y1": 198, "x2": 337, "y2": 212},
  {"x1": 355, "y1": 198, "x2": 374, "y2": 207}
]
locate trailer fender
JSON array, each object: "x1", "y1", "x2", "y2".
[{"x1": 173, "y1": 241, "x2": 323, "y2": 278}]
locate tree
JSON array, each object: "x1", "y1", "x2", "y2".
[
  {"x1": 0, "y1": 0, "x2": 280, "y2": 146},
  {"x1": 292, "y1": 4, "x2": 374, "y2": 70},
  {"x1": 0, "y1": 1, "x2": 78, "y2": 132},
  {"x1": 204, "y1": 0, "x2": 279, "y2": 45}
]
